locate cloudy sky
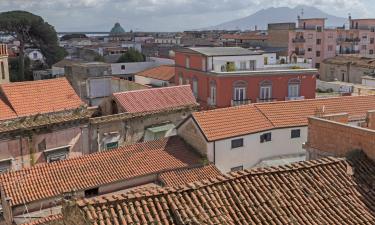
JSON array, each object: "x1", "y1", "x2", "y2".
[{"x1": 0, "y1": 0, "x2": 374, "y2": 32}]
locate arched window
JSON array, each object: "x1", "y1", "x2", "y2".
[
  {"x1": 121, "y1": 65, "x2": 126, "y2": 70},
  {"x1": 288, "y1": 78, "x2": 301, "y2": 98},
  {"x1": 192, "y1": 77, "x2": 198, "y2": 98},
  {"x1": 232, "y1": 80, "x2": 247, "y2": 101},
  {"x1": 259, "y1": 80, "x2": 272, "y2": 101},
  {"x1": 209, "y1": 80, "x2": 217, "y2": 106}
]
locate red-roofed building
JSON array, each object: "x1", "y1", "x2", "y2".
[
  {"x1": 135, "y1": 65, "x2": 175, "y2": 87},
  {"x1": 0, "y1": 78, "x2": 91, "y2": 171},
  {"x1": 112, "y1": 85, "x2": 197, "y2": 113},
  {"x1": 177, "y1": 95, "x2": 375, "y2": 172}
]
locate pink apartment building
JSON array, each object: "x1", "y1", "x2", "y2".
[
  {"x1": 288, "y1": 17, "x2": 375, "y2": 69},
  {"x1": 288, "y1": 18, "x2": 337, "y2": 69}
]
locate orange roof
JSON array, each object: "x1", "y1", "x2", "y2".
[
  {"x1": 136, "y1": 65, "x2": 175, "y2": 81},
  {"x1": 113, "y1": 85, "x2": 198, "y2": 113},
  {"x1": 0, "y1": 137, "x2": 201, "y2": 206},
  {"x1": 0, "y1": 96, "x2": 16, "y2": 121},
  {"x1": 193, "y1": 104, "x2": 274, "y2": 141},
  {"x1": 159, "y1": 164, "x2": 222, "y2": 187},
  {"x1": 0, "y1": 78, "x2": 83, "y2": 117},
  {"x1": 20, "y1": 214, "x2": 63, "y2": 225},
  {"x1": 192, "y1": 95, "x2": 375, "y2": 141}
]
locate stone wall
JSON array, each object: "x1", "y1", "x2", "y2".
[{"x1": 177, "y1": 118, "x2": 208, "y2": 157}]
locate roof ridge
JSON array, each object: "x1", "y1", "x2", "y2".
[
  {"x1": 78, "y1": 157, "x2": 346, "y2": 208},
  {"x1": 113, "y1": 85, "x2": 191, "y2": 95},
  {"x1": 253, "y1": 104, "x2": 276, "y2": 128}
]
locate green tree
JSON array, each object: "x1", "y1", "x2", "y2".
[
  {"x1": 0, "y1": 11, "x2": 67, "y2": 81},
  {"x1": 117, "y1": 48, "x2": 145, "y2": 63}
]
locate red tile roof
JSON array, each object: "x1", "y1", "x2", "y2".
[
  {"x1": 113, "y1": 85, "x2": 198, "y2": 113},
  {"x1": 0, "y1": 96, "x2": 16, "y2": 121},
  {"x1": 193, "y1": 104, "x2": 274, "y2": 141},
  {"x1": 159, "y1": 164, "x2": 222, "y2": 187},
  {"x1": 20, "y1": 214, "x2": 63, "y2": 225},
  {"x1": 0, "y1": 78, "x2": 83, "y2": 117},
  {"x1": 0, "y1": 137, "x2": 202, "y2": 206},
  {"x1": 193, "y1": 95, "x2": 375, "y2": 141},
  {"x1": 136, "y1": 65, "x2": 175, "y2": 81},
  {"x1": 77, "y1": 152, "x2": 375, "y2": 225}
]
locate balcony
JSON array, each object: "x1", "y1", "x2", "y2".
[
  {"x1": 292, "y1": 38, "x2": 306, "y2": 43},
  {"x1": 295, "y1": 50, "x2": 305, "y2": 56},
  {"x1": 337, "y1": 50, "x2": 360, "y2": 55},
  {"x1": 257, "y1": 98, "x2": 277, "y2": 103},
  {"x1": 337, "y1": 38, "x2": 361, "y2": 43},
  {"x1": 231, "y1": 99, "x2": 251, "y2": 106},
  {"x1": 285, "y1": 96, "x2": 305, "y2": 101}
]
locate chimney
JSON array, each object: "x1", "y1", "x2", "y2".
[{"x1": 366, "y1": 110, "x2": 375, "y2": 130}]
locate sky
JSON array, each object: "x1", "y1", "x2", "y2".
[{"x1": 0, "y1": 0, "x2": 374, "y2": 32}]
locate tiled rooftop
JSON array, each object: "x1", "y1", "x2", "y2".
[
  {"x1": 0, "y1": 78, "x2": 83, "y2": 118},
  {"x1": 136, "y1": 65, "x2": 175, "y2": 81},
  {"x1": 20, "y1": 214, "x2": 63, "y2": 225},
  {"x1": 159, "y1": 164, "x2": 222, "y2": 187},
  {"x1": 193, "y1": 95, "x2": 375, "y2": 141},
  {"x1": 0, "y1": 137, "x2": 202, "y2": 206},
  {"x1": 77, "y1": 152, "x2": 375, "y2": 224},
  {"x1": 113, "y1": 85, "x2": 198, "y2": 113},
  {"x1": 0, "y1": 95, "x2": 16, "y2": 121}
]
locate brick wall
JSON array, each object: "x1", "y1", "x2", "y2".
[{"x1": 306, "y1": 117, "x2": 375, "y2": 160}]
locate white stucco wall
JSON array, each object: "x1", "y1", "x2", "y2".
[
  {"x1": 210, "y1": 55, "x2": 265, "y2": 72},
  {"x1": 135, "y1": 75, "x2": 169, "y2": 87},
  {"x1": 209, "y1": 127, "x2": 308, "y2": 173}
]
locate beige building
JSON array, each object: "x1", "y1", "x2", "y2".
[
  {"x1": 320, "y1": 55, "x2": 375, "y2": 84},
  {"x1": 0, "y1": 44, "x2": 9, "y2": 84}
]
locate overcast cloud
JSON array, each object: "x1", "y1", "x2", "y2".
[{"x1": 0, "y1": 0, "x2": 373, "y2": 31}]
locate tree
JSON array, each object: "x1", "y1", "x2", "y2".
[
  {"x1": 60, "y1": 33, "x2": 87, "y2": 41},
  {"x1": 117, "y1": 48, "x2": 145, "y2": 63},
  {"x1": 0, "y1": 11, "x2": 67, "y2": 81}
]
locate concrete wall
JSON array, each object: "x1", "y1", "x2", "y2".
[
  {"x1": 210, "y1": 127, "x2": 307, "y2": 173},
  {"x1": 306, "y1": 117, "x2": 375, "y2": 160},
  {"x1": 177, "y1": 118, "x2": 209, "y2": 158},
  {"x1": 320, "y1": 61, "x2": 371, "y2": 84}
]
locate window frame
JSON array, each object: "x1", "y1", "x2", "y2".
[
  {"x1": 291, "y1": 129, "x2": 301, "y2": 139},
  {"x1": 260, "y1": 132, "x2": 272, "y2": 143},
  {"x1": 259, "y1": 80, "x2": 272, "y2": 100},
  {"x1": 231, "y1": 138, "x2": 244, "y2": 149},
  {"x1": 185, "y1": 56, "x2": 190, "y2": 68}
]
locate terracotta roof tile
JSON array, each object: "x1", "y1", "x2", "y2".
[
  {"x1": 159, "y1": 165, "x2": 222, "y2": 187},
  {"x1": 20, "y1": 214, "x2": 63, "y2": 225},
  {"x1": 0, "y1": 95, "x2": 16, "y2": 121},
  {"x1": 193, "y1": 95, "x2": 375, "y2": 141},
  {"x1": 193, "y1": 104, "x2": 274, "y2": 141},
  {"x1": 136, "y1": 65, "x2": 175, "y2": 81},
  {"x1": 0, "y1": 78, "x2": 83, "y2": 117},
  {"x1": 77, "y1": 152, "x2": 375, "y2": 225},
  {"x1": 113, "y1": 85, "x2": 198, "y2": 113},
  {"x1": 0, "y1": 137, "x2": 201, "y2": 206}
]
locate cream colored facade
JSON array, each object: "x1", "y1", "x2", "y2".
[{"x1": 0, "y1": 44, "x2": 10, "y2": 84}]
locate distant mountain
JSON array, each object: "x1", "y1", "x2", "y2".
[{"x1": 205, "y1": 5, "x2": 347, "y2": 30}]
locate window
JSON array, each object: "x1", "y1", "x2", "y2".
[
  {"x1": 192, "y1": 77, "x2": 198, "y2": 98},
  {"x1": 362, "y1": 45, "x2": 367, "y2": 50},
  {"x1": 291, "y1": 129, "x2": 301, "y2": 138},
  {"x1": 259, "y1": 80, "x2": 272, "y2": 100},
  {"x1": 84, "y1": 188, "x2": 99, "y2": 198},
  {"x1": 0, "y1": 159, "x2": 12, "y2": 173},
  {"x1": 370, "y1": 50, "x2": 374, "y2": 55},
  {"x1": 44, "y1": 146, "x2": 70, "y2": 163},
  {"x1": 240, "y1": 61, "x2": 247, "y2": 70},
  {"x1": 234, "y1": 87, "x2": 246, "y2": 101},
  {"x1": 307, "y1": 48, "x2": 312, "y2": 52},
  {"x1": 371, "y1": 27, "x2": 375, "y2": 32},
  {"x1": 371, "y1": 38, "x2": 375, "y2": 44},
  {"x1": 231, "y1": 138, "x2": 244, "y2": 149},
  {"x1": 231, "y1": 166, "x2": 243, "y2": 172},
  {"x1": 328, "y1": 45, "x2": 333, "y2": 52},
  {"x1": 209, "y1": 81, "x2": 216, "y2": 106},
  {"x1": 249, "y1": 60, "x2": 256, "y2": 70},
  {"x1": 202, "y1": 58, "x2": 206, "y2": 71},
  {"x1": 316, "y1": 26, "x2": 322, "y2": 32},
  {"x1": 33, "y1": 52, "x2": 38, "y2": 59},
  {"x1": 178, "y1": 72, "x2": 183, "y2": 85},
  {"x1": 260, "y1": 133, "x2": 272, "y2": 143},
  {"x1": 288, "y1": 79, "x2": 301, "y2": 98},
  {"x1": 121, "y1": 65, "x2": 126, "y2": 70},
  {"x1": 1, "y1": 62, "x2": 4, "y2": 80},
  {"x1": 316, "y1": 51, "x2": 321, "y2": 57},
  {"x1": 185, "y1": 56, "x2": 190, "y2": 68},
  {"x1": 315, "y1": 63, "x2": 320, "y2": 69},
  {"x1": 106, "y1": 141, "x2": 118, "y2": 150},
  {"x1": 316, "y1": 39, "x2": 321, "y2": 45}
]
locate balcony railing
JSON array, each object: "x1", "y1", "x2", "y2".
[
  {"x1": 231, "y1": 99, "x2": 251, "y2": 106},
  {"x1": 257, "y1": 98, "x2": 277, "y2": 103},
  {"x1": 337, "y1": 38, "x2": 361, "y2": 43},
  {"x1": 295, "y1": 50, "x2": 305, "y2": 56},
  {"x1": 285, "y1": 96, "x2": 305, "y2": 101},
  {"x1": 337, "y1": 50, "x2": 360, "y2": 54},
  {"x1": 292, "y1": 38, "x2": 306, "y2": 43}
]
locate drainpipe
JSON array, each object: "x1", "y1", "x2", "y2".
[{"x1": 213, "y1": 141, "x2": 216, "y2": 165}]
